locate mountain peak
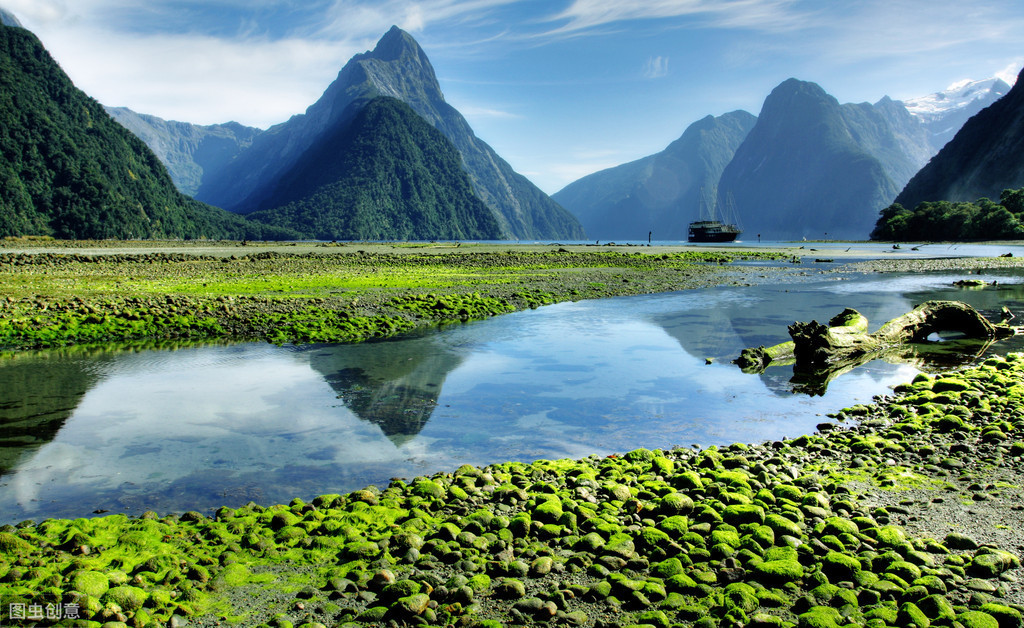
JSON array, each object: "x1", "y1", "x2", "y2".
[
  {"x1": 903, "y1": 76, "x2": 1011, "y2": 122},
  {"x1": 0, "y1": 7, "x2": 24, "y2": 28},
  {"x1": 360, "y1": 25, "x2": 425, "y2": 63}
]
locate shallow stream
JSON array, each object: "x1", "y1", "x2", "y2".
[{"x1": 3, "y1": 268, "x2": 1024, "y2": 523}]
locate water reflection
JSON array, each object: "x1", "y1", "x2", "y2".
[
  {"x1": 305, "y1": 340, "x2": 464, "y2": 446},
  {"x1": 3, "y1": 270, "x2": 1024, "y2": 523}
]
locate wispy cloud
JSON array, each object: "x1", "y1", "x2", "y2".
[
  {"x1": 644, "y1": 56, "x2": 669, "y2": 79},
  {"x1": 538, "y1": 0, "x2": 809, "y2": 38}
]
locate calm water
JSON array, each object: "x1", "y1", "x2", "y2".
[{"x1": 3, "y1": 269, "x2": 1024, "y2": 523}]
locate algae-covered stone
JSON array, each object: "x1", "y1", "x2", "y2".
[
  {"x1": 675, "y1": 470, "x2": 704, "y2": 490},
  {"x1": 821, "y1": 550, "x2": 861, "y2": 581},
  {"x1": 653, "y1": 557, "x2": 686, "y2": 578},
  {"x1": 917, "y1": 594, "x2": 956, "y2": 622},
  {"x1": 887, "y1": 560, "x2": 922, "y2": 582},
  {"x1": 71, "y1": 570, "x2": 109, "y2": 598},
  {"x1": 764, "y1": 513, "x2": 802, "y2": 538},
  {"x1": 958, "y1": 611, "x2": 1000, "y2": 628},
  {"x1": 753, "y1": 559, "x2": 804, "y2": 585},
  {"x1": 725, "y1": 582, "x2": 759, "y2": 612},
  {"x1": 382, "y1": 579, "x2": 421, "y2": 600},
  {"x1": 101, "y1": 585, "x2": 148, "y2": 612},
  {"x1": 898, "y1": 601, "x2": 931, "y2": 628},
  {"x1": 970, "y1": 550, "x2": 1020, "y2": 578},
  {"x1": 748, "y1": 612, "x2": 788, "y2": 627},
  {"x1": 495, "y1": 578, "x2": 526, "y2": 599},
  {"x1": 659, "y1": 492, "x2": 695, "y2": 515},
  {"x1": 0, "y1": 532, "x2": 32, "y2": 554},
  {"x1": 978, "y1": 603, "x2": 1023, "y2": 628},
  {"x1": 723, "y1": 504, "x2": 765, "y2": 525},
  {"x1": 946, "y1": 532, "x2": 979, "y2": 550},
  {"x1": 413, "y1": 479, "x2": 447, "y2": 500},
  {"x1": 818, "y1": 516, "x2": 858, "y2": 536},
  {"x1": 798, "y1": 606, "x2": 843, "y2": 628},
  {"x1": 533, "y1": 495, "x2": 563, "y2": 523},
  {"x1": 397, "y1": 593, "x2": 431, "y2": 616},
  {"x1": 638, "y1": 610, "x2": 671, "y2": 628}
]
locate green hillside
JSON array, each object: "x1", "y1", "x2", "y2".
[
  {"x1": 246, "y1": 97, "x2": 503, "y2": 241},
  {"x1": 0, "y1": 24, "x2": 295, "y2": 240}
]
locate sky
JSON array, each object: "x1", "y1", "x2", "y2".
[{"x1": 5, "y1": 0, "x2": 1024, "y2": 195}]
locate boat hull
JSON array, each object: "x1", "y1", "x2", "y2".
[{"x1": 688, "y1": 221, "x2": 740, "y2": 243}]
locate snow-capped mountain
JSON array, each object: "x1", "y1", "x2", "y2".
[
  {"x1": 902, "y1": 77, "x2": 1013, "y2": 149},
  {"x1": 904, "y1": 77, "x2": 1013, "y2": 121}
]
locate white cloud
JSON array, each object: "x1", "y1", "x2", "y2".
[
  {"x1": 644, "y1": 55, "x2": 669, "y2": 79},
  {"x1": 540, "y1": 0, "x2": 808, "y2": 37}
]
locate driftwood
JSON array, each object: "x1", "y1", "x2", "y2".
[{"x1": 736, "y1": 300, "x2": 1015, "y2": 374}]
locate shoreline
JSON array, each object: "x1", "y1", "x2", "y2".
[
  {"x1": 3, "y1": 356, "x2": 1024, "y2": 627},
  {"x1": 4, "y1": 241, "x2": 1024, "y2": 626}
]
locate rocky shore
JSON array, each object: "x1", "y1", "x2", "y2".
[
  {"x1": 4, "y1": 352, "x2": 1024, "y2": 628},
  {"x1": 5, "y1": 241, "x2": 1024, "y2": 627}
]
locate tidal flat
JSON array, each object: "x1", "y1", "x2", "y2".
[
  {"x1": 0, "y1": 240, "x2": 795, "y2": 351},
  {"x1": 5, "y1": 240, "x2": 1024, "y2": 627}
]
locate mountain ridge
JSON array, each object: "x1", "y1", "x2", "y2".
[
  {"x1": 245, "y1": 96, "x2": 504, "y2": 241},
  {"x1": 196, "y1": 26, "x2": 584, "y2": 240},
  {"x1": 894, "y1": 66, "x2": 1024, "y2": 209},
  {"x1": 552, "y1": 111, "x2": 756, "y2": 240},
  {"x1": 0, "y1": 23, "x2": 295, "y2": 240},
  {"x1": 715, "y1": 78, "x2": 909, "y2": 240}
]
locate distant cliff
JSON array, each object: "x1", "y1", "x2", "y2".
[
  {"x1": 553, "y1": 111, "x2": 756, "y2": 240},
  {"x1": 105, "y1": 107, "x2": 261, "y2": 197},
  {"x1": 716, "y1": 79, "x2": 928, "y2": 240}
]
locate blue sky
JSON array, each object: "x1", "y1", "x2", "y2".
[{"x1": 5, "y1": 0, "x2": 1023, "y2": 194}]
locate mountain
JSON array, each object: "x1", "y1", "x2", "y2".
[
  {"x1": 245, "y1": 97, "x2": 503, "y2": 240},
  {"x1": 552, "y1": 111, "x2": 756, "y2": 240},
  {"x1": 894, "y1": 67, "x2": 1024, "y2": 210},
  {"x1": 196, "y1": 26, "x2": 584, "y2": 240},
  {"x1": 716, "y1": 78, "x2": 929, "y2": 240},
  {"x1": 0, "y1": 7, "x2": 22, "y2": 28},
  {"x1": 903, "y1": 77, "x2": 1013, "y2": 150},
  {"x1": 0, "y1": 23, "x2": 297, "y2": 240},
  {"x1": 105, "y1": 107, "x2": 261, "y2": 196}
]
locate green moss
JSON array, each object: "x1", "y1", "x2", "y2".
[
  {"x1": 798, "y1": 606, "x2": 843, "y2": 628},
  {"x1": 71, "y1": 570, "x2": 109, "y2": 597},
  {"x1": 101, "y1": 585, "x2": 148, "y2": 612},
  {"x1": 753, "y1": 559, "x2": 804, "y2": 584},
  {"x1": 957, "y1": 611, "x2": 1001, "y2": 628}
]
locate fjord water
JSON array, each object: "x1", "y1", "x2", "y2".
[{"x1": 3, "y1": 269, "x2": 1024, "y2": 523}]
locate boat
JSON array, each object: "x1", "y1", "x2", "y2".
[
  {"x1": 688, "y1": 220, "x2": 741, "y2": 243},
  {"x1": 688, "y1": 188, "x2": 741, "y2": 243}
]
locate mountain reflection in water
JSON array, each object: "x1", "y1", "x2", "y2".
[{"x1": 3, "y1": 269, "x2": 1024, "y2": 522}]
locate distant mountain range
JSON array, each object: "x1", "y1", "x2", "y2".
[
  {"x1": 894, "y1": 67, "x2": 1024, "y2": 210},
  {"x1": 0, "y1": 23, "x2": 296, "y2": 240},
  {"x1": 903, "y1": 77, "x2": 1012, "y2": 150},
  {"x1": 3, "y1": 20, "x2": 583, "y2": 241},
  {"x1": 552, "y1": 111, "x2": 756, "y2": 241},
  {"x1": 104, "y1": 107, "x2": 261, "y2": 197},
  {"x1": 554, "y1": 75, "x2": 1011, "y2": 241}
]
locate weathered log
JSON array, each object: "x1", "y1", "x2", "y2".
[{"x1": 736, "y1": 300, "x2": 1015, "y2": 373}]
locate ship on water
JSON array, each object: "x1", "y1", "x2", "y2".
[{"x1": 688, "y1": 188, "x2": 741, "y2": 243}]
